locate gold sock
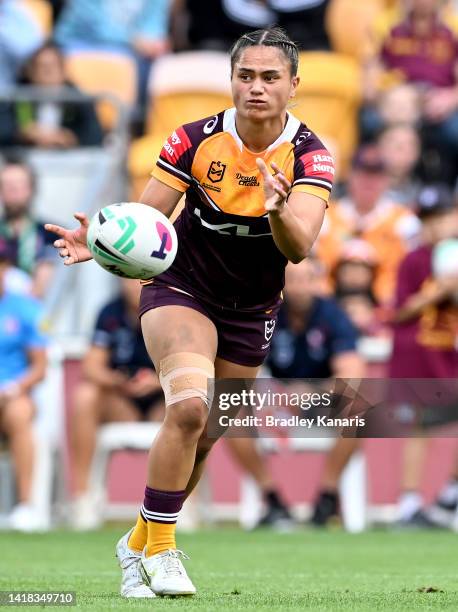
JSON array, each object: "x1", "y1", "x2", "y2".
[
  {"x1": 145, "y1": 520, "x2": 177, "y2": 557},
  {"x1": 127, "y1": 512, "x2": 147, "y2": 553}
]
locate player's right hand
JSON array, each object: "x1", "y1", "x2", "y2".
[{"x1": 45, "y1": 212, "x2": 92, "y2": 266}]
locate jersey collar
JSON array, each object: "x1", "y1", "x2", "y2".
[{"x1": 223, "y1": 107, "x2": 301, "y2": 153}]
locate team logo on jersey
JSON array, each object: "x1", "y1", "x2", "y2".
[
  {"x1": 207, "y1": 161, "x2": 226, "y2": 183},
  {"x1": 264, "y1": 319, "x2": 276, "y2": 342},
  {"x1": 295, "y1": 131, "x2": 311, "y2": 145}
]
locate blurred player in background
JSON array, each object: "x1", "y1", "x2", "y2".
[
  {"x1": 0, "y1": 238, "x2": 47, "y2": 531},
  {"x1": 268, "y1": 257, "x2": 365, "y2": 526},
  {"x1": 47, "y1": 28, "x2": 335, "y2": 598},
  {"x1": 71, "y1": 278, "x2": 164, "y2": 531},
  {"x1": 389, "y1": 184, "x2": 458, "y2": 526}
]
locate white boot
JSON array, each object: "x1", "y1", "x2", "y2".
[
  {"x1": 141, "y1": 548, "x2": 196, "y2": 596},
  {"x1": 115, "y1": 530, "x2": 156, "y2": 598}
]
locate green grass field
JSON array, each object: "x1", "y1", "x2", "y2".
[{"x1": 0, "y1": 527, "x2": 456, "y2": 611}]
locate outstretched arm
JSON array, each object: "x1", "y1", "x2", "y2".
[
  {"x1": 45, "y1": 177, "x2": 183, "y2": 266},
  {"x1": 257, "y1": 159, "x2": 326, "y2": 263}
]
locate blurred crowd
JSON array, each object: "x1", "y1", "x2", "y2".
[{"x1": 0, "y1": 0, "x2": 457, "y2": 532}]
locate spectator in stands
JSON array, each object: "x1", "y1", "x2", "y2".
[
  {"x1": 1, "y1": 42, "x2": 103, "y2": 149},
  {"x1": 377, "y1": 123, "x2": 422, "y2": 207},
  {"x1": 389, "y1": 184, "x2": 458, "y2": 526},
  {"x1": 0, "y1": 157, "x2": 57, "y2": 298},
  {"x1": 332, "y1": 240, "x2": 382, "y2": 336},
  {"x1": 363, "y1": 0, "x2": 458, "y2": 183},
  {"x1": 0, "y1": 237, "x2": 47, "y2": 531},
  {"x1": 71, "y1": 278, "x2": 165, "y2": 530},
  {"x1": 55, "y1": 0, "x2": 171, "y2": 117},
  {"x1": 0, "y1": 0, "x2": 44, "y2": 89},
  {"x1": 315, "y1": 145, "x2": 421, "y2": 305},
  {"x1": 267, "y1": 258, "x2": 366, "y2": 526}
]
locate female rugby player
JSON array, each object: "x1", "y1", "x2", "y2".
[{"x1": 46, "y1": 27, "x2": 335, "y2": 598}]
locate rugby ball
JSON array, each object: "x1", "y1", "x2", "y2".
[{"x1": 87, "y1": 202, "x2": 177, "y2": 279}]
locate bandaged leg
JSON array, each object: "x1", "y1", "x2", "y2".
[
  {"x1": 135, "y1": 352, "x2": 215, "y2": 556},
  {"x1": 159, "y1": 352, "x2": 214, "y2": 409}
]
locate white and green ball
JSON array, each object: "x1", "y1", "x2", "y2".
[{"x1": 87, "y1": 202, "x2": 177, "y2": 279}]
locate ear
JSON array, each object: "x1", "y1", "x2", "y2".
[{"x1": 290, "y1": 75, "x2": 300, "y2": 98}]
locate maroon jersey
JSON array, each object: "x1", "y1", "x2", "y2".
[
  {"x1": 381, "y1": 18, "x2": 458, "y2": 88},
  {"x1": 389, "y1": 245, "x2": 458, "y2": 378},
  {"x1": 148, "y1": 108, "x2": 334, "y2": 311}
]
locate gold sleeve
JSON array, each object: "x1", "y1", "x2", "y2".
[
  {"x1": 290, "y1": 184, "x2": 331, "y2": 203},
  {"x1": 151, "y1": 165, "x2": 189, "y2": 193}
]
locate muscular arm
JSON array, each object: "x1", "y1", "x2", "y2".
[
  {"x1": 46, "y1": 176, "x2": 184, "y2": 265},
  {"x1": 268, "y1": 192, "x2": 326, "y2": 263},
  {"x1": 257, "y1": 158, "x2": 327, "y2": 263},
  {"x1": 139, "y1": 176, "x2": 184, "y2": 218}
]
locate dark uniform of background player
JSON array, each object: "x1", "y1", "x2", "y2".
[
  {"x1": 71, "y1": 278, "x2": 164, "y2": 530},
  {"x1": 268, "y1": 258, "x2": 365, "y2": 526}
]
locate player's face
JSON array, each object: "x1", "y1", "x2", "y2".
[
  {"x1": 0, "y1": 166, "x2": 33, "y2": 216},
  {"x1": 231, "y1": 46, "x2": 298, "y2": 123}
]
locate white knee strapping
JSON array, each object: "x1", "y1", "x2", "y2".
[{"x1": 159, "y1": 352, "x2": 215, "y2": 408}]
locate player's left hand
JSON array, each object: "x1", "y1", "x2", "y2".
[{"x1": 256, "y1": 158, "x2": 291, "y2": 214}]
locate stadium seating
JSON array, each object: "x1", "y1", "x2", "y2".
[
  {"x1": 65, "y1": 51, "x2": 137, "y2": 130},
  {"x1": 129, "y1": 51, "x2": 233, "y2": 199},
  {"x1": 294, "y1": 52, "x2": 362, "y2": 178},
  {"x1": 326, "y1": 0, "x2": 384, "y2": 60},
  {"x1": 19, "y1": 0, "x2": 52, "y2": 36},
  {"x1": 88, "y1": 422, "x2": 203, "y2": 530}
]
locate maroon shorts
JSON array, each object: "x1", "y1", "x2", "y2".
[{"x1": 139, "y1": 283, "x2": 281, "y2": 367}]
